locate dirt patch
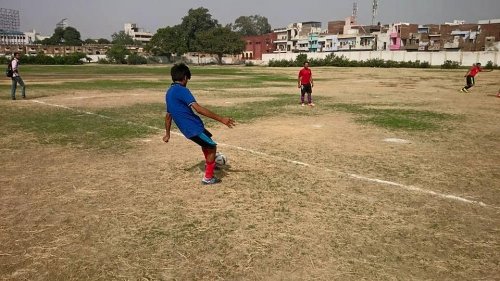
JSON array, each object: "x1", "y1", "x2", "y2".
[{"x1": 1, "y1": 67, "x2": 499, "y2": 280}]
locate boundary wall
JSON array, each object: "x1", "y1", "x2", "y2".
[{"x1": 262, "y1": 51, "x2": 500, "y2": 66}]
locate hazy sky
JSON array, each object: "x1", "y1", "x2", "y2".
[{"x1": 2, "y1": 0, "x2": 500, "y2": 39}]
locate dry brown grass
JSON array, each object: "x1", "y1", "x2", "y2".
[{"x1": 1, "y1": 67, "x2": 499, "y2": 280}]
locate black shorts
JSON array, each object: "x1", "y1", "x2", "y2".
[
  {"x1": 189, "y1": 129, "x2": 217, "y2": 149},
  {"x1": 301, "y1": 83, "x2": 312, "y2": 94},
  {"x1": 466, "y1": 75, "x2": 475, "y2": 87}
]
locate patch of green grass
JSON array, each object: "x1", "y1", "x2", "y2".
[
  {"x1": 328, "y1": 103, "x2": 459, "y2": 131},
  {"x1": 29, "y1": 80, "x2": 168, "y2": 91},
  {"x1": 203, "y1": 94, "x2": 309, "y2": 124},
  {"x1": 20, "y1": 64, "x2": 171, "y2": 76},
  {"x1": 0, "y1": 104, "x2": 157, "y2": 150}
]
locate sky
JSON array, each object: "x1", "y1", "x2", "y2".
[{"x1": 2, "y1": 0, "x2": 500, "y2": 39}]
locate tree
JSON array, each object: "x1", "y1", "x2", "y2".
[
  {"x1": 41, "y1": 26, "x2": 82, "y2": 45},
  {"x1": 179, "y1": 7, "x2": 220, "y2": 51},
  {"x1": 197, "y1": 27, "x2": 245, "y2": 64},
  {"x1": 97, "y1": 38, "x2": 111, "y2": 44},
  {"x1": 146, "y1": 25, "x2": 186, "y2": 57},
  {"x1": 111, "y1": 31, "x2": 135, "y2": 45},
  {"x1": 232, "y1": 15, "x2": 272, "y2": 36},
  {"x1": 84, "y1": 38, "x2": 97, "y2": 44},
  {"x1": 106, "y1": 44, "x2": 130, "y2": 64},
  {"x1": 63, "y1": 27, "x2": 83, "y2": 45}
]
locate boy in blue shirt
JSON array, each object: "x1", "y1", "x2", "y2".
[{"x1": 163, "y1": 63, "x2": 235, "y2": 185}]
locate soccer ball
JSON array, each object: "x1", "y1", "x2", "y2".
[{"x1": 215, "y1": 152, "x2": 227, "y2": 166}]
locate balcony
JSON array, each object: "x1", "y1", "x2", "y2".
[
  {"x1": 390, "y1": 45, "x2": 401, "y2": 51},
  {"x1": 428, "y1": 44, "x2": 441, "y2": 51},
  {"x1": 443, "y1": 41, "x2": 460, "y2": 49}
]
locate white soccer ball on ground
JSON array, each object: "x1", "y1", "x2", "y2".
[{"x1": 215, "y1": 152, "x2": 227, "y2": 166}]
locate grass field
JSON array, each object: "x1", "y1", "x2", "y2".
[{"x1": 1, "y1": 64, "x2": 499, "y2": 280}]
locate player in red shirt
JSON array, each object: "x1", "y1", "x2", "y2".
[
  {"x1": 460, "y1": 63, "x2": 492, "y2": 93},
  {"x1": 298, "y1": 61, "x2": 314, "y2": 106}
]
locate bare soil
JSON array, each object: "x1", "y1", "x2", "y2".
[{"x1": 1, "y1": 67, "x2": 499, "y2": 280}]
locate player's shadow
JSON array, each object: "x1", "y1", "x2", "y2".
[{"x1": 185, "y1": 161, "x2": 248, "y2": 180}]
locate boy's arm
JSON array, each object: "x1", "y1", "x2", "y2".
[
  {"x1": 191, "y1": 102, "x2": 235, "y2": 128},
  {"x1": 162, "y1": 113, "x2": 172, "y2": 143}
]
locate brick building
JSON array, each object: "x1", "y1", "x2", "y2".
[{"x1": 242, "y1": 32, "x2": 276, "y2": 60}]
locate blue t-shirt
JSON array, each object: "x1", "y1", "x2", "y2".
[{"x1": 166, "y1": 83, "x2": 204, "y2": 138}]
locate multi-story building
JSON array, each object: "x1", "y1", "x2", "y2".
[
  {"x1": 318, "y1": 35, "x2": 339, "y2": 52},
  {"x1": 242, "y1": 32, "x2": 276, "y2": 60},
  {"x1": 124, "y1": 23, "x2": 153, "y2": 44},
  {"x1": 271, "y1": 21, "x2": 322, "y2": 53},
  {"x1": 0, "y1": 30, "x2": 25, "y2": 45}
]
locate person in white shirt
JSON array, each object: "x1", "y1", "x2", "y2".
[{"x1": 10, "y1": 52, "x2": 26, "y2": 100}]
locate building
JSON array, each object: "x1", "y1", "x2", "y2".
[
  {"x1": 242, "y1": 32, "x2": 276, "y2": 60},
  {"x1": 24, "y1": 29, "x2": 49, "y2": 44},
  {"x1": 272, "y1": 22, "x2": 322, "y2": 53},
  {"x1": 124, "y1": 23, "x2": 153, "y2": 44},
  {"x1": 0, "y1": 30, "x2": 25, "y2": 45}
]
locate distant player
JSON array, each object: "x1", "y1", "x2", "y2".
[
  {"x1": 298, "y1": 61, "x2": 315, "y2": 106},
  {"x1": 163, "y1": 63, "x2": 235, "y2": 185},
  {"x1": 460, "y1": 63, "x2": 493, "y2": 93}
]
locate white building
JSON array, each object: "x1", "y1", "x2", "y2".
[
  {"x1": 24, "y1": 29, "x2": 49, "y2": 44},
  {"x1": 124, "y1": 23, "x2": 153, "y2": 44}
]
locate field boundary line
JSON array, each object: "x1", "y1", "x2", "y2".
[{"x1": 30, "y1": 99, "x2": 492, "y2": 208}]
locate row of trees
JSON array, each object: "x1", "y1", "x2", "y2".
[
  {"x1": 146, "y1": 8, "x2": 270, "y2": 63},
  {"x1": 37, "y1": 28, "x2": 138, "y2": 46},
  {"x1": 34, "y1": 7, "x2": 271, "y2": 64}
]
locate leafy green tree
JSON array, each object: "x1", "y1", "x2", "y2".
[
  {"x1": 41, "y1": 26, "x2": 82, "y2": 45},
  {"x1": 97, "y1": 38, "x2": 111, "y2": 44},
  {"x1": 146, "y1": 25, "x2": 186, "y2": 58},
  {"x1": 179, "y1": 7, "x2": 220, "y2": 51},
  {"x1": 106, "y1": 44, "x2": 130, "y2": 64},
  {"x1": 232, "y1": 15, "x2": 272, "y2": 36},
  {"x1": 197, "y1": 27, "x2": 245, "y2": 64},
  {"x1": 63, "y1": 27, "x2": 83, "y2": 45},
  {"x1": 84, "y1": 38, "x2": 97, "y2": 44},
  {"x1": 111, "y1": 31, "x2": 135, "y2": 45}
]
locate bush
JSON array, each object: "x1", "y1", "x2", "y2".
[
  {"x1": 295, "y1": 54, "x2": 308, "y2": 66},
  {"x1": 441, "y1": 60, "x2": 460, "y2": 69},
  {"x1": 127, "y1": 53, "x2": 147, "y2": 65},
  {"x1": 98, "y1": 58, "x2": 111, "y2": 64},
  {"x1": 267, "y1": 53, "x2": 434, "y2": 69},
  {"x1": 0, "y1": 56, "x2": 9, "y2": 65},
  {"x1": 484, "y1": 60, "x2": 500, "y2": 70}
]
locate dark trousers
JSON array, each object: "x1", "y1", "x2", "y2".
[{"x1": 464, "y1": 75, "x2": 475, "y2": 90}]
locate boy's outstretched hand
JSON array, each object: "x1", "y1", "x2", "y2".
[{"x1": 221, "y1": 117, "x2": 236, "y2": 128}]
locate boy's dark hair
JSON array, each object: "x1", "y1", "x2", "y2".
[
  {"x1": 304, "y1": 61, "x2": 309, "y2": 65},
  {"x1": 171, "y1": 63, "x2": 191, "y2": 82},
  {"x1": 476, "y1": 62, "x2": 481, "y2": 66}
]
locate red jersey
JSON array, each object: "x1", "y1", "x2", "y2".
[
  {"x1": 298, "y1": 68, "x2": 312, "y2": 84},
  {"x1": 469, "y1": 65, "x2": 482, "y2": 77}
]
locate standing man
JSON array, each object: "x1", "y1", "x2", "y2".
[
  {"x1": 298, "y1": 61, "x2": 314, "y2": 107},
  {"x1": 10, "y1": 52, "x2": 26, "y2": 100},
  {"x1": 460, "y1": 63, "x2": 492, "y2": 93}
]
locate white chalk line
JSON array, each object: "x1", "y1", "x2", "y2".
[{"x1": 30, "y1": 99, "x2": 492, "y2": 208}]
